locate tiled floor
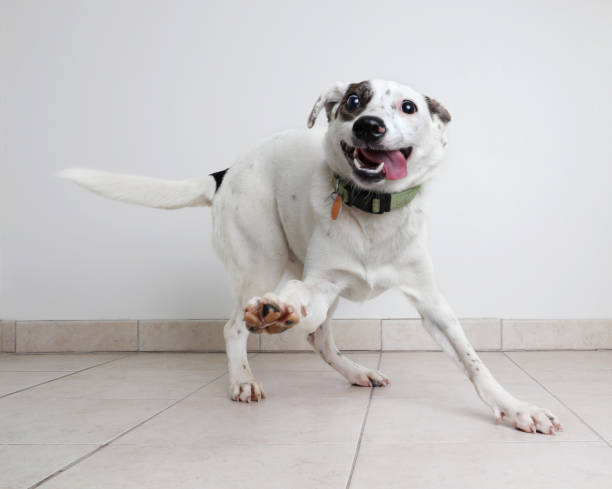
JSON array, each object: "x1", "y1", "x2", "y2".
[{"x1": 0, "y1": 351, "x2": 611, "y2": 488}]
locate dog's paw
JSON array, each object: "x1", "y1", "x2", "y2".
[
  {"x1": 350, "y1": 369, "x2": 390, "y2": 388},
  {"x1": 229, "y1": 378, "x2": 265, "y2": 403},
  {"x1": 495, "y1": 403, "x2": 562, "y2": 434},
  {"x1": 244, "y1": 294, "x2": 300, "y2": 334}
]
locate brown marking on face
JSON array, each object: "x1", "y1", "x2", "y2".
[
  {"x1": 425, "y1": 96, "x2": 451, "y2": 124},
  {"x1": 337, "y1": 81, "x2": 374, "y2": 121}
]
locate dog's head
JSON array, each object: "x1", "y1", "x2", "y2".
[{"x1": 308, "y1": 80, "x2": 451, "y2": 192}]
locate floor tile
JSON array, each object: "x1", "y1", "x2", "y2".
[
  {"x1": 249, "y1": 352, "x2": 380, "y2": 371},
  {"x1": 0, "y1": 444, "x2": 96, "y2": 489},
  {"x1": 0, "y1": 353, "x2": 126, "y2": 372},
  {"x1": 101, "y1": 352, "x2": 230, "y2": 371},
  {"x1": 508, "y1": 351, "x2": 612, "y2": 441},
  {"x1": 115, "y1": 396, "x2": 369, "y2": 446},
  {"x1": 350, "y1": 442, "x2": 612, "y2": 489},
  {"x1": 38, "y1": 443, "x2": 355, "y2": 489},
  {"x1": 368, "y1": 352, "x2": 598, "y2": 442},
  {"x1": 195, "y1": 369, "x2": 371, "y2": 399},
  {"x1": 0, "y1": 371, "x2": 68, "y2": 397},
  {"x1": 0, "y1": 398, "x2": 174, "y2": 444},
  {"x1": 11, "y1": 366, "x2": 225, "y2": 400}
]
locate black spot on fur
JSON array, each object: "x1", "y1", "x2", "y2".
[
  {"x1": 262, "y1": 303, "x2": 279, "y2": 318},
  {"x1": 425, "y1": 96, "x2": 451, "y2": 124},
  {"x1": 210, "y1": 168, "x2": 229, "y2": 191},
  {"x1": 338, "y1": 81, "x2": 373, "y2": 121}
]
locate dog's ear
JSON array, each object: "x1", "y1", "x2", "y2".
[
  {"x1": 425, "y1": 96, "x2": 451, "y2": 125},
  {"x1": 425, "y1": 96, "x2": 451, "y2": 147},
  {"x1": 307, "y1": 82, "x2": 348, "y2": 128}
]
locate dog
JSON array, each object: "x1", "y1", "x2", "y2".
[{"x1": 61, "y1": 79, "x2": 562, "y2": 434}]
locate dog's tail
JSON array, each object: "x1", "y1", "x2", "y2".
[{"x1": 59, "y1": 168, "x2": 219, "y2": 209}]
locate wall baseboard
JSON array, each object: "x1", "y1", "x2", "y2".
[{"x1": 2, "y1": 318, "x2": 611, "y2": 353}]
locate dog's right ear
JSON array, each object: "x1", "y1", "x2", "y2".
[{"x1": 307, "y1": 82, "x2": 348, "y2": 128}]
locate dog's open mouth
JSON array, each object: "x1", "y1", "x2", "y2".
[{"x1": 340, "y1": 141, "x2": 412, "y2": 181}]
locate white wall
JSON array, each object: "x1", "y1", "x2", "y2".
[{"x1": 1, "y1": 0, "x2": 611, "y2": 320}]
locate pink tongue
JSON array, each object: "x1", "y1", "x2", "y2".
[{"x1": 360, "y1": 148, "x2": 407, "y2": 180}]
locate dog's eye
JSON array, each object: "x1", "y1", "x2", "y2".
[
  {"x1": 346, "y1": 94, "x2": 361, "y2": 110},
  {"x1": 401, "y1": 100, "x2": 417, "y2": 114}
]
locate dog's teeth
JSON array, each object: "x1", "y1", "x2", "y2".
[{"x1": 354, "y1": 158, "x2": 384, "y2": 174}]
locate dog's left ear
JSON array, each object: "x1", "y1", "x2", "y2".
[
  {"x1": 307, "y1": 82, "x2": 348, "y2": 128},
  {"x1": 425, "y1": 96, "x2": 451, "y2": 125}
]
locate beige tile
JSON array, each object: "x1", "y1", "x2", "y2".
[
  {"x1": 261, "y1": 319, "x2": 380, "y2": 351},
  {"x1": 260, "y1": 325, "x2": 311, "y2": 351},
  {"x1": 382, "y1": 318, "x2": 501, "y2": 351},
  {"x1": 197, "y1": 369, "x2": 372, "y2": 400},
  {"x1": 16, "y1": 321, "x2": 138, "y2": 352},
  {"x1": 503, "y1": 319, "x2": 612, "y2": 350},
  {"x1": 104, "y1": 352, "x2": 231, "y2": 371},
  {"x1": 0, "y1": 397, "x2": 174, "y2": 444},
  {"x1": 0, "y1": 371, "x2": 68, "y2": 397},
  {"x1": 367, "y1": 352, "x2": 598, "y2": 442},
  {"x1": 1, "y1": 320, "x2": 16, "y2": 352},
  {"x1": 380, "y1": 352, "x2": 523, "y2": 384},
  {"x1": 0, "y1": 352, "x2": 126, "y2": 371},
  {"x1": 249, "y1": 352, "x2": 380, "y2": 371},
  {"x1": 351, "y1": 442, "x2": 612, "y2": 489},
  {"x1": 116, "y1": 396, "x2": 369, "y2": 446},
  {"x1": 39, "y1": 443, "x2": 355, "y2": 489},
  {"x1": 0, "y1": 444, "x2": 96, "y2": 489},
  {"x1": 333, "y1": 319, "x2": 380, "y2": 350},
  {"x1": 12, "y1": 365, "x2": 225, "y2": 400},
  {"x1": 139, "y1": 320, "x2": 259, "y2": 352},
  {"x1": 509, "y1": 351, "x2": 612, "y2": 441}
]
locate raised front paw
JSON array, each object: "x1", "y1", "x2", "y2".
[
  {"x1": 495, "y1": 403, "x2": 562, "y2": 435},
  {"x1": 229, "y1": 377, "x2": 265, "y2": 403},
  {"x1": 244, "y1": 294, "x2": 300, "y2": 334}
]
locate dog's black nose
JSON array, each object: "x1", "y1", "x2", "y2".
[{"x1": 352, "y1": 116, "x2": 386, "y2": 143}]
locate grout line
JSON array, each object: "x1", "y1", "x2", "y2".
[
  {"x1": 28, "y1": 369, "x2": 229, "y2": 489},
  {"x1": 344, "y1": 350, "x2": 382, "y2": 489},
  {"x1": 0, "y1": 354, "x2": 133, "y2": 400},
  {"x1": 503, "y1": 352, "x2": 612, "y2": 449}
]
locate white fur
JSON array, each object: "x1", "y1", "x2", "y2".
[
  {"x1": 59, "y1": 168, "x2": 216, "y2": 209},
  {"x1": 62, "y1": 80, "x2": 561, "y2": 434}
]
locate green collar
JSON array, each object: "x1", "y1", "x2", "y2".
[{"x1": 333, "y1": 175, "x2": 420, "y2": 215}]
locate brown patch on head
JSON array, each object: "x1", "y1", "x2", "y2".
[
  {"x1": 337, "y1": 81, "x2": 373, "y2": 121},
  {"x1": 425, "y1": 96, "x2": 451, "y2": 124}
]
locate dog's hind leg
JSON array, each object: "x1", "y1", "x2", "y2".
[{"x1": 308, "y1": 302, "x2": 390, "y2": 388}]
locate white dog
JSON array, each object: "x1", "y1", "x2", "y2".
[{"x1": 62, "y1": 79, "x2": 561, "y2": 434}]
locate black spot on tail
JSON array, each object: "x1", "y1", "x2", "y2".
[{"x1": 210, "y1": 168, "x2": 229, "y2": 191}]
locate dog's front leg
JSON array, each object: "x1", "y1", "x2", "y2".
[
  {"x1": 406, "y1": 288, "x2": 562, "y2": 434},
  {"x1": 244, "y1": 277, "x2": 341, "y2": 335}
]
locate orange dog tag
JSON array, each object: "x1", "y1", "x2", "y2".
[{"x1": 331, "y1": 194, "x2": 342, "y2": 220}]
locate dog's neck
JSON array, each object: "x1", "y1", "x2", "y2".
[{"x1": 332, "y1": 174, "x2": 420, "y2": 215}]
